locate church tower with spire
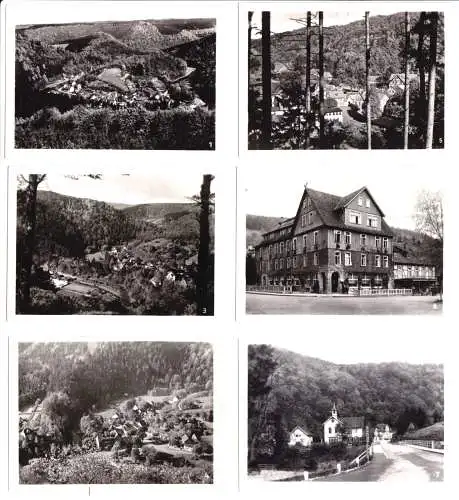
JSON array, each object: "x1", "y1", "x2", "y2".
[{"x1": 331, "y1": 402, "x2": 338, "y2": 419}]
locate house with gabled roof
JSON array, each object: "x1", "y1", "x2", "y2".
[
  {"x1": 288, "y1": 426, "x2": 314, "y2": 447},
  {"x1": 255, "y1": 186, "x2": 394, "y2": 292}
]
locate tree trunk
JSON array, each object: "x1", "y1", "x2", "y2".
[
  {"x1": 18, "y1": 175, "x2": 42, "y2": 313},
  {"x1": 417, "y1": 12, "x2": 427, "y2": 112},
  {"x1": 426, "y1": 12, "x2": 438, "y2": 149},
  {"x1": 248, "y1": 11, "x2": 253, "y2": 89},
  {"x1": 404, "y1": 12, "x2": 411, "y2": 149},
  {"x1": 197, "y1": 174, "x2": 213, "y2": 315},
  {"x1": 261, "y1": 11, "x2": 272, "y2": 149},
  {"x1": 305, "y1": 12, "x2": 311, "y2": 148},
  {"x1": 365, "y1": 12, "x2": 371, "y2": 150},
  {"x1": 318, "y1": 12, "x2": 324, "y2": 149}
]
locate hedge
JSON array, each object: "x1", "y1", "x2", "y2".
[{"x1": 16, "y1": 105, "x2": 215, "y2": 150}]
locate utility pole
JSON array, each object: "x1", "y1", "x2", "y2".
[
  {"x1": 261, "y1": 11, "x2": 272, "y2": 149},
  {"x1": 318, "y1": 12, "x2": 324, "y2": 149},
  {"x1": 403, "y1": 12, "x2": 411, "y2": 149},
  {"x1": 365, "y1": 12, "x2": 371, "y2": 150},
  {"x1": 305, "y1": 12, "x2": 311, "y2": 148},
  {"x1": 426, "y1": 12, "x2": 438, "y2": 149}
]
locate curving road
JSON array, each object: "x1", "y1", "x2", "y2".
[{"x1": 316, "y1": 443, "x2": 443, "y2": 482}]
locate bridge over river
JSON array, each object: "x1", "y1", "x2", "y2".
[{"x1": 316, "y1": 442, "x2": 443, "y2": 482}]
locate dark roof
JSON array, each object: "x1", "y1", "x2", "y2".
[
  {"x1": 324, "y1": 107, "x2": 342, "y2": 114},
  {"x1": 341, "y1": 416, "x2": 365, "y2": 429},
  {"x1": 305, "y1": 187, "x2": 392, "y2": 236},
  {"x1": 264, "y1": 217, "x2": 295, "y2": 235}
]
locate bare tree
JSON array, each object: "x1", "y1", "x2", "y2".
[
  {"x1": 365, "y1": 12, "x2": 371, "y2": 150},
  {"x1": 261, "y1": 11, "x2": 272, "y2": 149},
  {"x1": 404, "y1": 12, "x2": 411, "y2": 149},
  {"x1": 414, "y1": 190, "x2": 443, "y2": 243},
  {"x1": 318, "y1": 12, "x2": 324, "y2": 148},
  {"x1": 426, "y1": 12, "x2": 438, "y2": 149}
]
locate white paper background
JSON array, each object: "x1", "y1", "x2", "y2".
[{"x1": 1, "y1": 0, "x2": 458, "y2": 498}]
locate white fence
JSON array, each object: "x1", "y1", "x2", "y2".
[
  {"x1": 358, "y1": 288, "x2": 412, "y2": 296},
  {"x1": 399, "y1": 440, "x2": 444, "y2": 450},
  {"x1": 247, "y1": 285, "x2": 293, "y2": 294}
]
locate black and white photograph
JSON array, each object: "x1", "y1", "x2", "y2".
[
  {"x1": 245, "y1": 167, "x2": 443, "y2": 314},
  {"x1": 15, "y1": 172, "x2": 215, "y2": 315},
  {"x1": 18, "y1": 341, "x2": 214, "y2": 484},
  {"x1": 15, "y1": 16, "x2": 216, "y2": 149},
  {"x1": 247, "y1": 342, "x2": 444, "y2": 482},
  {"x1": 247, "y1": 9, "x2": 444, "y2": 150}
]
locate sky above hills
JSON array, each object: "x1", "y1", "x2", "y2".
[
  {"x1": 33, "y1": 172, "x2": 211, "y2": 205},
  {"x1": 251, "y1": 9, "x2": 401, "y2": 37}
]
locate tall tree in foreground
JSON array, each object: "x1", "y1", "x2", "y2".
[
  {"x1": 17, "y1": 174, "x2": 47, "y2": 313},
  {"x1": 365, "y1": 11, "x2": 371, "y2": 150},
  {"x1": 196, "y1": 174, "x2": 215, "y2": 315},
  {"x1": 305, "y1": 11, "x2": 312, "y2": 148},
  {"x1": 248, "y1": 344, "x2": 278, "y2": 465},
  {"x1": 318, "y1": 12, "x2": 324, "y2": 149},
  {"x1": 403, "y1": 12, "x2": 411, "y2": 149},
  {"x1": 248, "y1": 11, "x2": 253, "y2": 89},
  {"x1": 415, "y1": 12, "x2": 427, "y2": 115},
  {"x1": 426, "y1": 12, "x2": 438, "y2": 149},
  {"x1": 261, "y1": 11, "x2": 272, "y2": 149}
]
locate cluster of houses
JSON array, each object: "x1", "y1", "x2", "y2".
[
  {"x1": 42, "y1": 64, "x2": 207, "y2": 112},
  {"x1": 85, "y1": 245, "x2": 197, "y2": 288},
  {"x1": 268, "y1": 63, "x2": 421, "y2": 125},
  {"x1": 253, "y1": 185, "x2": 438, "y2": 294},
  {"x1": 288, "y1": 404, "x2": 393, "y2": 448}
]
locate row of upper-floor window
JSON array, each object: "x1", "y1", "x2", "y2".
[
  {"x1": 260, "y1": 251, "x2": 389, "y2": 271},
  {"x1": 258, "y1": 232, "x2": 389, "y2": 257}
]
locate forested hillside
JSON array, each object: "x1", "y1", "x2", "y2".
[
  {"x1": 15, "y1": 19, "x2": 216, "y2": 149},
  {"x1": 246, "y1": 214, "x2": 287, "y2": 246},
  {"x1": 19, "y1": 342, "x2": 213, "y2": 412},
  {"x1": 248, "y1": 345, "x2": 443, "y2": 462},
  {"x1": 253, "y1": 12, "x2": 444, "y2": 87}
]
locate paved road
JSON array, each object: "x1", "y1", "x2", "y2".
[
  {"x1": 316, "y1": 443, "x2": 443, "y2": 482},
  {"x1": 246, "y1": 294, "x2": 442, "y2": 315}
]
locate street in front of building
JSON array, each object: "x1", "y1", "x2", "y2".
[{"x1": 246, "y1": 293, "x2": 442, "y2": 315}]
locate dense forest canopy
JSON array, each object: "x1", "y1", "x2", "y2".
[
  {"x1": 248, "y1": 345, "x2": 443, "y2": 463},
  {"x1": 19, "y1": 342, "x2": 213, "y2": 413},
  {"x1": 252, "y1": 12, "x2": 444, "y2": 87}
]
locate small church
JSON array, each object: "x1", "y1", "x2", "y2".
[{"x1": 323, "y1": 403, "x2": 365, "y2": 445}]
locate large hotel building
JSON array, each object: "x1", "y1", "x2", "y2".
[{"x1": 254, "y1": 186, "x2": 437, "y2": 293}]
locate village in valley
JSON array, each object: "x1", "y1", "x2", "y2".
[
  {"x1": 18, "y1": 342, "x2": 213, "y2": 484},
  {"x1": 16, "y1": 173, "x2": 215, "y2": 315},
  {"x1": 248, "y1": 11, "x2": 444, "y2": 150}
]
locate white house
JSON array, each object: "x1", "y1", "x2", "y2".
[
  {"x1": 288, "y1": 426, "x2": 314, "y2": 447},
  {"x1": 323, "y1": 403, "x2": 342, "y2": 444},
  {"x1": 323, "y1": 403, "x2": 364, "y2": 444}
]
